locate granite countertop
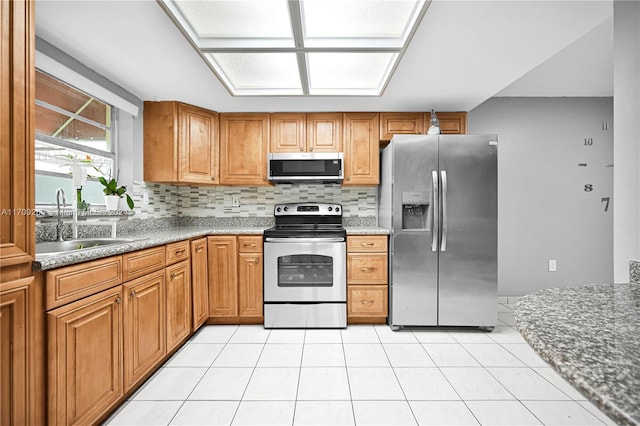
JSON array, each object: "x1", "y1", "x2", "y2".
[
  {"x1": 514, "y1": 279, "x2": 640, "y2": 426},
  {"x1": 34, "y1": 224, "x2": 390, "y2": 271}
]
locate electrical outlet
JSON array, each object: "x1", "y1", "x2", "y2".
[
  {"x1": 232, "y1": 196, "x2": 240, "y2": 207},
  {"x1": 548, "y1": 259, "x2": 557, "y2": 272}
]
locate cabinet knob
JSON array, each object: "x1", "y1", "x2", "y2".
[
  {"x1": 130, "y1": 290, "x2": 137, "y2": 297},
  {"x1": 347, "y1": 176, "x2": 351, "y2": 180},
  {"x1": 299, "y1": 146, "x2": 304, "y2": 151},
  {"x1": 211, "y1": 176, "x2": 216, "y2": 180},
  {"x1": 115, "y1": 297, "x2": 122, "y2": 305},
  {"x1": 196, "y1": 247, "x2": 204, "y2": 253},
  {"x1": 309, "y1": 146, "x2": 314, "y2": 151},
  {"x1": 171, "y1": 272, "x2": 177, "y2": 279},
  {"x1": 263, "y1": 177, "x2": 267, "y2": 181}
]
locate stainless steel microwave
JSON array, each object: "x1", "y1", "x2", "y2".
[{"x1": 267, "y1": 152, "x2": 343, "y2": 183}]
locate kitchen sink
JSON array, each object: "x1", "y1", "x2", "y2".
[{"x1": 36, "y1": 238, "x2": 143, "y2": 256}]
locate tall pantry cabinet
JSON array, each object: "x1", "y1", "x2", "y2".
[{"x1": 0, "y1": 1, "x2": 43, "y2": 425}]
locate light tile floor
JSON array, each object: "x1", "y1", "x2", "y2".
[{"x1": 105, "y1": 303, "x2": 616, "y2": 425}]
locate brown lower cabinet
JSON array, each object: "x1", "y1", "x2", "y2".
[
  {"x1": 191, "y1": 238, "x2": 209, "y2": 329},
  {"x1": 123, "y1": 270, "x2": 166, "y2": 392},
  {"x1": 46, "y1": 240, "x2": 204, "y2": 425},
  {"x1": 165, "y1": 260, "x2": 192, "y2": 352},
  {"x1": 48, "y1": 286, "x2": 124, "y2": 426},
  {"x1": 207, "y1": 235, "x2": 263, "y2": 324},
  {"x1": 347, "y1": 235, "x2": 389, "y2": 324}
]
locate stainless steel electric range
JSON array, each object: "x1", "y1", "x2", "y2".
[{"x1": 263, "y1": 203, "x2": 347, "y2": 328}]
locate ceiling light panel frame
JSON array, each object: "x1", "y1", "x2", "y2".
[{"x1": 159, "y1": 0, "x2": 430, "y2": 96}]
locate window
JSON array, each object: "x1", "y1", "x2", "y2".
[{"x1": 35, "y1": 70, "x2": 116, "y2": 205}]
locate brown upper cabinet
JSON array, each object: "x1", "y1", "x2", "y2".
[
  {"x1": 426, "y1": 111, "x2": 467, "y2": 135},
  {"x1": 343, "y1": 113, "x2": 380, "y2": 186},
  {"x1": 144, "y1": 101, "x2": 219, "y2": 185},
  {"x1": 379, "y1": 111, "x2": 468, "y2": 145},
  {"x1": 270, "y1": 112, "x2": 342, "y2": 153},
  {"x1": 219, "y1": 113, "x2": 270, "y2": 186},
  {"x1": 379, "y1": 112, "x2": 424, "y2": 142}
]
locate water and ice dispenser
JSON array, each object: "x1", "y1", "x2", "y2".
[{"x1": 401, "y1": 191, "x2": 430, "y2": 230}]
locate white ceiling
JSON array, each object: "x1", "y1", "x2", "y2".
[{"x1": 35, "y1": 0, "x2": 614, "y2": 113}]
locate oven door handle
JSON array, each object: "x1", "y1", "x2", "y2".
[{"x1": 264, "y1": 237, "x2": 345, "y2": 243}]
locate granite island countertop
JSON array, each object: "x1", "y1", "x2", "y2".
[
  {"x1": 33, "y1": 224, "x2": 389, "y2": 271},
  {"x1": 514, "y1": 281, "x2": 640, "y2": 426}
]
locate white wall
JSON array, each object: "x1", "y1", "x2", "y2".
[
  {"x1": 469, "y1": 97, "x2": 613, "y2": 296},
  {"x1": 613, "y1": 0, "x2": 640, "y2": 283}
]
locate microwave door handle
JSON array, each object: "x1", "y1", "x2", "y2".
[{"x1": 431, "y1": 170, "x2": 439, "y2": 252}]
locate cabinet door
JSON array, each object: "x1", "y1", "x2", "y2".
[
  {"x1": 270, "y1": 113, "x2": 306, "y2": 153},
  {"x1": 178, "y1": 103, "x2": 219, "y2": 184},
  {"x1": 380, "y1": 112, "x2": 424, "y2": 142},
  {"x1": 48, "y1": 286, "x2": 123, "y2": 426},
  {"x1": 343, "y1": 113, "x2": 380, "y2": 185},
  {"x1": 207, "y1": 236, "x2": 238, "y2": 318},
  {"x1": 427, "y1": 112, "x2": 467, "y2": 135},
  {"x1": 238, "y1": 253, "x2": 263, "y2": 319},
  {"x1": 0, "y1": 0, "x2": 35, "y2": 267},
  {"x1": 307, "y1": 112, "x2": 342, "y2": 152},
  {"x1": 166, "y1": 260, "x2": 191, "y2": 353},
  {"x1": 348, "y1": 285, "x2": 388, "y2": 318},
  {"x1": 190, "y1": 238, "x2": 209, "y2": 330},
  {"x1": 123, "y1": 271, "x2": 166, "y2": 392},
  {"x1": 1, "y1": 277, "x2": 35, "y2": 425},
  {"x1": 219, "y1": 114, "x2": 269, "y2": 185},
  {"x1": 347, "y1": 253, "x2": 388, "y2": 285}
]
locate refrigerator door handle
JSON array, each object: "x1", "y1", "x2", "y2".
[
  {"x1": 431, "y1": 170, "x2": 439, "y2": 252},
  {"x1": 441, "y1": 170, "x2": 448, "y2": 252}
]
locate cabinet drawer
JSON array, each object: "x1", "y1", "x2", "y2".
[
  {"x1": 46, "y1": 256, "x2": 123, "y2": 310},
  {"x1": 166, "y1": 240, "x2": 190, "y2": 265},
  {"x1": 347, "y1": 235, "x2": 387, "y2": 253},
  {"x1": 238, "y1": 236, "x2": 262, "y2": 253},
  {"x1": 348, "y1": 285, "x2": 388, "y2": 317},
  {"x1": 122, "y1": 246, "x2": 166, "y2": 282},
  {"x1": 347, "y1": 253, "x2": 388, "y2": 285}
]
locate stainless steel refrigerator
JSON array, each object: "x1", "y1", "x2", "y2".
[{"x1": 378, "y1": 134, "x2": 497, "y2": 329}]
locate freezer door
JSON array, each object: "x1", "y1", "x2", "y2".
[
  {"x1": 389, "y1": 135, "x2": 439, "y2": 326},
  {"x1": 437, "y1": 135, "x2": 497, "y2": 327}
]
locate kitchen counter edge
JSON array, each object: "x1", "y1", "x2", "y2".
[
  {"x1": 34, "y1": 226, "x2": 389, "y2": 271},
  {"x1": 514, "y1": 283, "x2": 640, "y2": 426}
]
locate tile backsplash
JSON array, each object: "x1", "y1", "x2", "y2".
[{"x1": 132, "y1": 181, "x2": 377, "y2": 220}]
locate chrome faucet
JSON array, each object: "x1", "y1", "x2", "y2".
[{"x1": 55, "y1": 188, "x2": 66, "y2": 242}]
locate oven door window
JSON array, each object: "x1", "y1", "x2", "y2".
[{"x1": 278, "y1": 255, "x2": 333, "y2": 287}]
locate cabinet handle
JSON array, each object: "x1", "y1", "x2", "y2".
[
  {"x1": 360, "y1": 242, "x2": 375, "y2": 247},
  {"x1": 251, "y1": 258, "x2": 260, "y2": 263},
  {"x1": 196, "y1": 247, "x2": 204, "y2": 253},
  {"x1": 130, "y1": 290, "x2": 136, "y2": 297},
  {"x1": 243, "y1": 243, "x2": 256, "y2": 247},
  {"x1": 115, "y1": 297, "x2": 122, "y2": 304},
  {"x1": 361, "y1": 300, "x2": 374, "y2": 305},
  {"x1": 175, "y1": 250, "x2": 185, "y2": 256},
  {"x1": 360, "y1": 267, "x2": 373, "y2": 272}
]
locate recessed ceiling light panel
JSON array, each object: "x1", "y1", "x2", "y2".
[{"x1": 161, "y1": 0, "x2": 429, "y2": 96}]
